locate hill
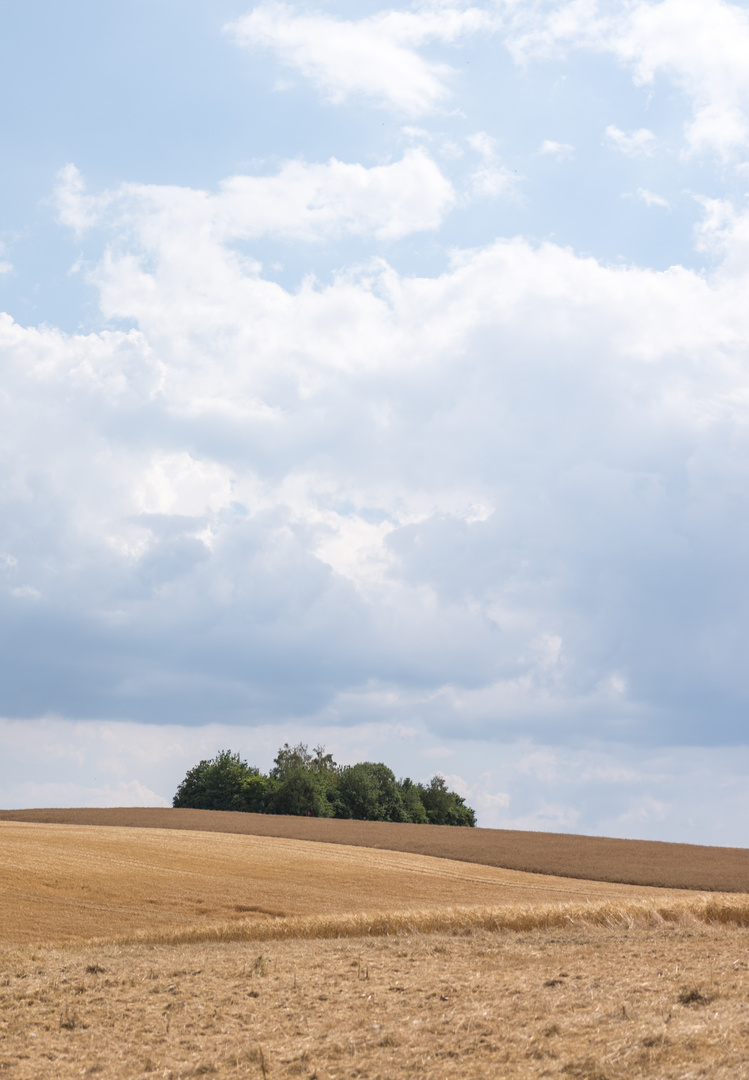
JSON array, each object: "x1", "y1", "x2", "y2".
[
  {"x1": 2, "y1": 806, "x2": 749, "y2": 891},
  {"x1": 0, "y1": 819, "x2": 692, "y2": 945},
  {"x1": 3, "y1": 814, "x2": 749, "y2": 1080}
]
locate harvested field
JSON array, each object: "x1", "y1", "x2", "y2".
[
  {"x1": 4, "y1": 820, "x2": 749, "y2": 1077},
  {"x1": 0, "y1": 822, "x2": 700, "y2": 947},
  {"x1": 3, "y1": 921, "x2": 749, "y2": 1079},
  {"x1": 3, "y1": 806, "x2": 749, "y2": 892}
]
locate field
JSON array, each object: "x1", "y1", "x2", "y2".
[
  {"x1": 2, "y1": 813, "x2": 749, "y2": 1078},
  {"x1": 4, "y1": 922, "x2": 749, "y2": 1078},
  {"x1": 4, "y1": 807, "x2": 749, "y2": 891},
  {"x1": 0, "y1": 820, "x2": 709, "y2": 946}
]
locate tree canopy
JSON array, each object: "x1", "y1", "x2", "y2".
[{"x1": 172, "y1": 743, "x2": 476, "y2": 826}]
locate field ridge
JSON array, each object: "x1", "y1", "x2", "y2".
[{"x1": 3, "y1": 806, "x2": 748, "y2": 892}]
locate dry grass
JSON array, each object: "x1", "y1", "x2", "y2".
[
  {"x1": 3, "y1": 818, "x2": 749, "y2": 1076},
  {"x1": 3, "y1": 919, "x2": 749, "y2": 1079},
  {"x1": 0, "y1": 822, "x2": 696, "y2": 946},
  {"x1": 107, "y1": 894, "x2": 749, "y2": 949},
  {"x1": 3, "y1": 806, "x2": 749, "y2": 892}
]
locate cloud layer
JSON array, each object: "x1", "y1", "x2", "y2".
[
  {"x1": 4, "y1": 0, "x2": 749, "y2": 835},
  {"x1": 2, "y1": 149, "x2": 749, "y2": 747}
]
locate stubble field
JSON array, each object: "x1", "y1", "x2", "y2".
[
  {"x1": 4, "y1": 807, "x2": 749, "y2": 892},
  {"x1": 2, "y1": 813, "x2": 749, "y2": 1078},
  {"x1": 0, "y1": 821, "x2": 704, "y2": 947},
  {"x1": 4, "y1": 923, "x2": 749, "y2": 1079}
]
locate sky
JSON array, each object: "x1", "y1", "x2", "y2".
[{"x1": 2, "y1": 0, "x2": 749, "y2": 843}]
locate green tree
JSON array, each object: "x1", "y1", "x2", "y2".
[
  {"x1": 337, "y1": 762, "x2": 408, "y2": 822},
  {"x1": 267, "y1": 770, "x2": 334, "y2": 817},
  {"x1": 398, "y1": 777, "x2": 429, "y2": 824},
  {"x1": 172, "y1": 745, "x2": 476, "y2": 825},
  {"x1": 271, "y1": 742, "x2": 337, "y2": 779},
  {"x1": 419, "y1": 775, "x2": 476, "y2": 827},
  {"x1": 233, "y1": 773, "x2": 273, "y2": 813},
  {"x1": 172, "y1": 750, "x2": 257, "y2": 811}
]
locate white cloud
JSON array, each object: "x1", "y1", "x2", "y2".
[
  {"x1": 9, "y1": 585, "x2": 41, "y2": 601},
  {"x1": 466, "y1": 131, "x2": 516, "y2": 197},
  {"x1": 692, "y1": 195, "x2": 749, "y2": 277},
  {"x1": 613, "y1": 0, "x2": 749, "y2": 158},
  {"x1": 537, "y1": 139, "x2": 575, "y2": 159},
  {"x1": 55, "y1": 151, "x2": 455, "y2": 246},
  {"x1": 56, "y1": 163, "x2": 113, "y2": 233},
  {"x1": 6, "y1": 0, "x2": 749, "y2": 843},
  {"x1": 508, "y1": 0, "x2": 749, "y2": 159},
  {"x1": 636, "y1": 187, "x2": 671, "y2": 208},
  {"x1": 604, "y1": 124, "x2": 656, "y2": 157},
  {"x1": 228, "y1": 2, "x2": 495, "y2": 115},
  {"x1": 4, "y1": 168, "x2": 749, "y2": 749},
  {"x1": 135, "y1": 453, "x2": 234, "y2": 517},
  {"x1": 435, "y1": 770, "x2": 511, "y2": 821}
]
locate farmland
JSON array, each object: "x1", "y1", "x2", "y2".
[
  {"x1": 0, "y1": 821, "x2": 693, "y2": 946},
  {"x1": 4, "y1": 806, "x2": 749, "y2": 891},
  {"x1": 4, "y1": 921, "x2": 749, "y2": 1078},
  {"x1": 2, "y1": 813, "x2": 749, "y2": 1078}
]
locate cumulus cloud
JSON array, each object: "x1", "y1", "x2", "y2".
[
  {"x1": 611, "y1": 0, "x2": 749, "y2": 158},
  {"x1": 604, "y1": 124, "x2": 656, "y2": 157},
  {"x1": 227, "y1": 2, "x2": 495, "y2": 114},
  {"x1": 693, "y1": 194, "x2": 749, "y2": 275},
  {"x1": 3, "y1": 162, "x2": 749, "y2": 750},
  {"x1": 56, "y1": 152, "x2": 455, "y2": 247},
  {"x1": 508, "y1": 0, "x2": 749, "y2": 158}
]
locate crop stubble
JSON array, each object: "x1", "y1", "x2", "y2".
[
  {"x1": 3, "y1": 922, "x2": 749, "y2": 1079},
  {"x1": 0, "y1": 822, "x2": 696, "y2": 946},
  {"x1": 3, "y1": 815, "x2": 749, "y2": 1077},
  {"x1": 3, "y1": 807, "x2": 749, "y2": 891}
]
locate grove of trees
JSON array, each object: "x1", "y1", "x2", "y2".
[{"x1": 173, "y1": 743, "x2": 476, "y2": 826}]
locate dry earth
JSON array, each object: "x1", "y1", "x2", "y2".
[
  {"x1": 3, "y1": 923, "x2": 749, "y2": 1079},
  {"x1": 3, "y1": 807, "x2": 749, "y2": 892}
]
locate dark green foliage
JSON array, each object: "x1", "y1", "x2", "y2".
[
  {"x1": 419, "y1": 775, "x2": 477, "y2": 827},
  {"x1": 336, "y1": 762, "x2": 408, "y2": 822},
  {"x1": 172, "y1": 743, "x2": 475, "y2": 825},
  {"x1": 233, "y1": 773, "x2": 272, "y2": 813},
  {"x1": 172, "y1": 750, "x2": 258, "y2": 811},
  {"x1": 267, "y1": 771, "x2": 334, "y2": 818},
  {"x1": 399, "y1": 777, "x2": 429, "y2": 824}
]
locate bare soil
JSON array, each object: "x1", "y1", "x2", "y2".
[
  {"x1": 2, "y1": 806, "x2": 748, "y2": 892},
  {"x1": 3, "y1": 922, "x2": 749, "y2": 1079}
]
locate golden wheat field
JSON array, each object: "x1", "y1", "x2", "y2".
[
  {"x1": 5, "y1": 807, "x2": 749, "y2": 892},
  {"x1": 0, "y1": 821, "x2": 694, "y2": 946},
  {"x1": 3, "y1": 817, "x2": 749, "y2": 1078}
]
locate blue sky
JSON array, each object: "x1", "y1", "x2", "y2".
[{"x1": 3, "y1": 0, "x2": 749, "y2": 841}]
